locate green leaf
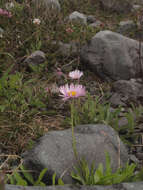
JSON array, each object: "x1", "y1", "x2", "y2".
[
  {"x1": 38, "y1": 181, "x2": 46, "y2": 186},
  {"x1": 0, "y1": 105, "x2": 6, "y2": 112},
  {"x1": 34, "y1": 168, "x2": 48, "y2": 185},
  {"x1": 52, "y1": 173, "x2": 56, "y2": 185},
  {"x1": 96, "y1": 163, "x2": 103, "y2": 178},
  {"x1": 93, "y1": 172, "x2": 100, "y2": 184},
  {"x1": 6, "y1": 174, "x2": 15, "y2": 185},
  {"x1": 20, "y1": 165, "x2": 34, "y2": 185},
  {"x1": 71, "y1": 173, "x2": 85, "y2": 184},
  {"x1": 13, "y1": 172, "x2": 27, "y2": 186},
  {"x1": 58, "y1": 178, "x2": 64, "y2": 185},
  {"x1": 105, "y1": 152, "x2": 112, "y2": 176}
]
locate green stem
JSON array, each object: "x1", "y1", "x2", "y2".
[
  {"x1": 71, "y1": 100, "x2": 85, "y2": 179},
  {"x1": 71, "y1": 101, "x2": 79, "y2": 162}
]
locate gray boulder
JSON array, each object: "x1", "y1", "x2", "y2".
[
  {"x1": 109, "y1": 93, "x2": 126, "y2": 107},
  {"x1": 32, "y1": 0, "x2": 60, "y2": 15},
  {"x1": 109, "y1": 78, "x2": 143, "y2": 107},
  {"x1": 80, "y1": 30, "x2": 141, "y2": 81},
  {"x1": 112, "y1": 78, "x2": 143, "y2": 104},
  {"x1": 99, "y1": 0, "x2": 133, "y2": 13},
  {"x1": 117, "y1": 20, "x2": 137, "y2": 35},
  {"x1": 23, "y1": 124, "x2": 129, "y2": 184},
  {"x1": 133, "y1": 0, "x2": 143, "y2": 5}
]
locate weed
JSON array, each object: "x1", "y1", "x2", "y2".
[
  {"x1": 0, "y1": 68, "x2": 47, "y2": 121},
  {"x1": 71, "y1": 152, "x2": 143, "y2": 185},
  {"x1": 5, "y1": 165, "x2": 64, "y2": 186}
]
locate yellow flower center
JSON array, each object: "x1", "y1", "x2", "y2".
[{"x1": 68, "y1": 91, "x2": 77, "y2": 96}]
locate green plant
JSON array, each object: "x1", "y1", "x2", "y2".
[
  {"x1": 68, "y1": 94, "x2": 121, "y2": 127},
  {"x1": 131, "y1": 103, "x2": 143, "y2": 119},
  {"x1": 10, "y1": 1, "x2": 24, "y2": 17},
  {"x1": 28, "y1": 63, "x2": 46, "y2": 74},
  {"x1": 67, "y1": 94, "x2": 143, "y2": 145},
  {"x1": 71, "y1": 152, "x2": 138, "y2": 185},
  {"x1": 6, "y1": 165, "x2": 64, "y2": 186},
  {"x1": 0, "y1": 67, "x2": 47, "y2": 120},
  {"x1": 114, "y1": 106, "x2": 143, "y2": 146},
  {"x1": 68, "y1": 95, "x2": 140, "y2": 186}
]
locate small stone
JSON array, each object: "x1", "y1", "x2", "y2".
[
  {"x1": 118, "y1": 117, "x2": 128, "y2": 128},
  {"x1": 136, "y1": 153, "x2": 143, "y2": 160},
  {"x1": 112, "y1": 79, "x2": 143, "y2": 105},
  {"x1": 68, "y1": 11, "x2": 87, "y2": 25},
  {"x1": 87, "y1": 15, "x2": 96, "y2": 24},
  {"x1": 117, "y1": 20, "x2": 137, "y2": 35},
  {"x1": 109, "y1": 93, "x2": 126, "y2": 107},
  {"x1": 132, "y1": 4, "x2": 141, "y2": 11},
  {"x1": 129, "y1": 154, "x2": 139, "y2": 164},
  {"x1": 24, "y1": 50, "x2": 46, "y2": 66},
  {"x1": 100, "y1": 0, "x2": 133, "y2": 13},
  {"x1": 89, "y1": 20, "x2": 103, "y2": 28}
]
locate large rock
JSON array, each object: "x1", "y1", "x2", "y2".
[
  {"x1": 5, "y1": 182, "x2": 143, "y2": 190},
  {"x1": 117, "y1": 20, "x2": 137, "y2": 36},
  {"x1": 111, "y1": 78, "x2": 143, "y2": 105},
  {"x1": 32, "y1": 0, "x2": 61, "y2": 15},
  {"x1": 23, "y1": 124, "x2": 129, "y2": 184},
  {"x1": 99, "y1": 0, "x2": 133, "y2": 13},
  {"x1": 80, "y1": 30, "x2": 142, "y2": 81},
  {"x1": 133, "y1": 0, "x2": 143, "y2": 5}
]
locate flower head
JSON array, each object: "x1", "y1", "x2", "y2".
[
  {"x1": 66, "y1": 27, "x2": 74, "y2": 33},
  {"x1": 69, "y1": 70, "x2": 83, "y2": 79},
  {"x1": 33, "y1": 18, "x2": 41, "y2": 25},
  {"x1": 59, "y1": 83, "x2": 86, "y2": 101},
  {"x1": 45, "y1": 87, "x2": 50, "y2": 93},
  {"x1": 0, "y1": 8, "x2": 12, "y2": 18},
  {"x1": 6, "y1": 2, "x2": 15, "y2": 10},
  {"x1": 55, "y1": 67, "x2": 64, "y2": 77}
]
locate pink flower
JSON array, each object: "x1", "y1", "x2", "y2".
[
  {"x1": 66, "y1": 27, "x2": 74, "y2": 33},
  {"x1": 45, "y1": 87, "x2": 50, "y2": 92},
  {"x1": 0, "y1": 8, "x2": 12, "y2": 18},
  {"x1": 69, "y1": 70, "x2": 83, "y2": 79},
  {"x1": 59, "y1": 83, "x2": 86, "y2": 101},
  {"x1": 57, "y1": 71, "x2": 63, "y2": 76},
  {"x1": 56, "y1": 68, "x2": 64, "y2": 77}
]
